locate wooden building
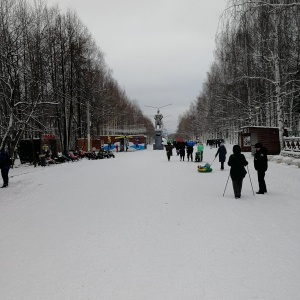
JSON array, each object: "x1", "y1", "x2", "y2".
[
  {"x1": 19, "y1": 134, "x2": 59, "y2": 163},
  {"x1": 239, "y1": 126, "x2": 281, "y2": 155}
]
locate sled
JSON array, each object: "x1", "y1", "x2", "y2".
[
  {"x1": 197, "y1": 163, "x2": 212, "y2": 173},
  {"x1": 197, "y1": 167, "x2": 212, "y2": 173}
]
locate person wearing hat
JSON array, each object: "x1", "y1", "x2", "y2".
[
  {"x1": 228, "y1": 145, "x2": 248, "y2": 199},
  {"x1": 215, "y1": 142, "x2": 227, "y2": 170},
  {"x1": 254, "y1": 142, "x2": 268, "y2": 194}
]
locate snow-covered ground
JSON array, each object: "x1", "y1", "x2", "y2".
[{"x1": 1, "y1": 144, "x2": 300, "y2": 300}]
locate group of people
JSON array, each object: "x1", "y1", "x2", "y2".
[
  {"x1": 1, "y1": 141, "x2": 269, "y2": 197},
  {"x1": 217, "y1": 142, "x2": 268, "y2": 198},
  {"x1": 207, "y1": 139, "x2": 224, "y2": 149},
  {"x1": 170, "y1": 141, "x2": 204, "y2": 162},
  {"x1": 165, "y1": 140, "x2": 269, "y2": 199}
]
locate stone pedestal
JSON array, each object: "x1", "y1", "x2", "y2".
[{"x1": 153, "y1": 129, "x2": 164, "y2": 150}]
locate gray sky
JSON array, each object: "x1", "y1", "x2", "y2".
[{"x1": 40, "y1": 0, "x2": 227, "y2": 133}]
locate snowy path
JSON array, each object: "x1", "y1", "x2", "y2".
[{"x1": 1, "y1": 145, "x2": 300, "y2": 300}]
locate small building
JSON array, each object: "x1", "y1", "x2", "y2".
[
  {"x1": 239, "y1": 126, "x2": 281, "y2": 155},
  {"x1": 19, "y1": 134, "x2": 59, "y2": 163}
]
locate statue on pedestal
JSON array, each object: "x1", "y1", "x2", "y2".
[{"x1": 145, "y1": 103, "x2": 171, "y2": 150}]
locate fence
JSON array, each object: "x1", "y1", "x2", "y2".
[{"x1": 281, "y1": 137, "x2": 300, "y2": 158}]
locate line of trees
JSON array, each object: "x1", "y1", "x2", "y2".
[
  {"x1": 0, "y1": 0, "x2": 154, "y2": 156},
  {"x1": 177, "y1": 0, "x2": 300, "y2": 148}
]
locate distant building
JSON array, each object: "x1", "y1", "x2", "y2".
[
  {"x1": 239, "y1": 126, "x2": 282, "y2": 155},
  {"x1": 77, "y1": 135, "x2": 147, "y2": 152}
]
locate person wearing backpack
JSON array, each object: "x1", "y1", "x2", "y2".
[
  {"x1": 228, "y1": 145, "x2": 248, "y2": 199},
  {"x1": 0, "y1": 147, "x2": 12, "y2": 188}
]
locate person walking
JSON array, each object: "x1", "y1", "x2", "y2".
[
  {"x1": 174, "y1": 141, "x2": 180, "y2": 156},
  {"x1": 254, "y1": 142, "x2": 268, "y2": 194},
  {"x1": 215, "y1": 142, "x2": 227, "y2": 170},
  {"x1": 179, "y1": 141, "x2": 186, "y2": 161},
  {"x1": 186, "y1": 142, "x2": 194, "y2": 162},
  {"x1": 165, "y1": 142, "x2": 173, "y2": 161},
  {"x1": 197, "y1": 142, "x2": 204, "y2": 162},
  {"x1": 0, "y1": 147, "x2": 12, "y2": 188},
  {"x1": 228, "y1": 145, "x2": 248, "y2": 199}
]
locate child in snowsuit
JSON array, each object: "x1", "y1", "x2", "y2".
[{"x1": 197, "y1": 142, "x2": 204, "y2": 162}]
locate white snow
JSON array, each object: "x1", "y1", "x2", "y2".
[{"x1": 1, "y1": 145, "x2": 300, "y2": 300}]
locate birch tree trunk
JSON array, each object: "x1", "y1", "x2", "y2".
[{"x1": 273, "y1": 14, "x2": 284, "y2": 149}]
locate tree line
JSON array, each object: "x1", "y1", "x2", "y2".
[
  {"x1": 177, "y1": 0, "x2": 300, "y2": 149},
  {"x1": 0, "y1": 0, "x2": 154, "y2": 156}
]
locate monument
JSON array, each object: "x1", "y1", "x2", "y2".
[
  {"x1": 153, "y1": 109, "x2": 164, "y2": 150},
  {"x1": 145, "y1": 103, "x2": 172, "y2": 150}
]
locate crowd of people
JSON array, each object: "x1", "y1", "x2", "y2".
[
  {"x1": 164, "y1": 140, "x2": 269, "y2": 199},
  {"x1": 207, "y1": 139, "x2": 224, "y2": 149},
  {"x1": 1, "y1": 140, "x2": 269, "y2": 198},
  {"x1": 169, "y1": 140, "x2": 205, "y2": 162}
]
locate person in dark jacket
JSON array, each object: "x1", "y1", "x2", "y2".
[
  {"x1": 187, "y1": 143, "x2": 194, "y2": 162},
  {"x1": 254, "y1": 142, "x2": 268, "y2": 194},
  {"x1": 179, "y1": 142, "x2": 186, "y2": 161},
  {"x1": 228, "y1": 145, "x2": 248, "y2": 199},
  {"x1": 0, "y1": 147, "x2": 11, "y2": 188},
  {"x1": 165, "y1": 142, "x2": 173, "y2": 161},
  {"x1": 215, "y1": 142, "x2": 227, "y2": 170}
]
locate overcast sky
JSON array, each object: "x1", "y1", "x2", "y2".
[{"x1": 38, "y1": 0, "x2": 227, "y2": 133}]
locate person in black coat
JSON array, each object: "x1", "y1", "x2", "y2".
[
  {"x1": 0, "y1": 147, "x2": 12, "y2": 188},
  {"x1": 228, "y1": 145, "x2": 248, "y2": 199},
  {"x1": 186, "y1": 144, "x2": 194, "y2": 162},
  {"x1": 215, "y1": 143, "x2": 227, "y2": 170},
  {"x1": 165, "y1": 142, "x2": 173, "y2": 161},
  {"x1": 254, "y1": 142, "x2": 268, "y2": 194},
  {"x1": 179, "y1": 142, "x2": 186, "y2": 161}
]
